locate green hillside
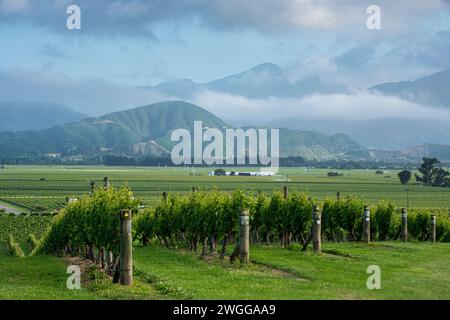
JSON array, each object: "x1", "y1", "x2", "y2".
[
  {"x1": 0, "y1": 101, "x2": 366, "y2": 160},
  {"x1": 279, "y1": 129, "x2": 368, "y2": 159},
  {"x1": 0, "y1": 101, "x2": 228, "y2": 157}
]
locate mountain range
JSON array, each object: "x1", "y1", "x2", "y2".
[
  {"x1": 155, "y1": 63, "x2": 450, "y2": 109},
  {"x1": 154, "y1": 63, "x2": 346, "y2": 99},
  {"x1": 0, "y1": 101, "x2": 369, "y2": 161},
  {"x1": 150, "y1": 64, "x2": 450, "y2": 150},
  {"x1": 0, "y1": 101, "x2": 85, "y2": 132},
  {"x1": 1, "y1": 64, "x2": 449, "y2": 158},
  {"x1": 370, "y1": 69, "x2": 450, "y2": 108},
  {"x1": 0, "y1": 101, "x2": 450, "y2": 161},
  {"x1": 0, "y1": 100, "x2": 448, "y2": 162}
]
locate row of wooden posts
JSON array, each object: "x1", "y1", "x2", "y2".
[
  {"x1": 99, "y1": 181, "x2": 439, "y2": 286},
  {"x1": 288, "y1": 186, "x2": 437, "y2": 247},
  {"x1": 365, "y1": 206, "x2": 437, "y2": 243},
  {"x1": 308, "y1": 205, "x2": 437, "y2": 253},
  {"x1": 169, "y1": 185, "x2": 437, "y2": 256}
]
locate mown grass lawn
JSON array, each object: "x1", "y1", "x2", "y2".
[
  {"x1": 251, "y1": 242, "x2": 450, "y2": 299},
  {"x1": 0, "y1": 245, "x2": 161, "y2": 300},
  {"x1": 134, "y1": 242, "x2": 450, "y2": 300},
  {"x1": 1, "y1": 242, "x2": 448, "y2": 300},
  {"x1": 0, "y1": 245, "x2": 100, "y2": 300}
]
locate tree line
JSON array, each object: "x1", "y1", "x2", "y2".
[{"x1": 398, "y1": 157, "x2": 450, "y2": 187}]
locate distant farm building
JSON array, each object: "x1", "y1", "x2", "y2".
[{"x1": 208, "y1": 171, "x2": 275, "y2": 177}]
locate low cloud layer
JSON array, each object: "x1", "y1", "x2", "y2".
[
  {"x1": 0, "y1": 69, "x2": 165, "y2": 115},
  {"x1": 192, "y1": 90, "x2": 450, "y2": 123},
  {"x1": 2, "y1": 66, "x2": 449, "y2": 123},
  {"x1": 1, "y1": 66, "x2": 449, "y2": 149}
]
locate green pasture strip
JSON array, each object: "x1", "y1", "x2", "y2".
[
  {"x1": 0, "y1": 246, "x2": 99, "y2": 300},
  {"x1": 134, "y1": 243, "x2": 450, "y2": 300},
  {"x1": 1, "y1": 242, "x2": 448, "y2": 300},
  {"x1": 0, "y1": 245, "x2": 163, "y2": 300},
  {"x1": 134, "y1": 245, "x2": 314, "y2": 300},
  {"x1": 251, "y1": 242, "x2": 450, "y2": 300}
]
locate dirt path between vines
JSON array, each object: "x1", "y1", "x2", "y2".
[{"x1": 0, "y1": 204, "x2": 22, "y2": 215}]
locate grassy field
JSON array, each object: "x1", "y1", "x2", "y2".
[
  {"x1": 1, "y1": 242, "x2": 449, "y2": 300},
  {"x1": 1, "y1": 165, "x2": 449, "y2": 211},
  {"x1": 0, "y1": 245, "x2": 163, "y2": 300},
  {"x1": 134, "y1": 243, "x2": 450, "y2": 299}
]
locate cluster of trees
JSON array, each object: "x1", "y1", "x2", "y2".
[
  {"x1": 102, "y1": 156, "x2": 450, "y2": 171},
  {"x1": 396, "y1": 158, "x2": 450, "y2": 187},
  {"x1": 214, "y1": 168, "x2": 226, "y2": 176},
  {"x1": 327, "y1": 172, "x2": 344, "y2": 177},
  {"x1": 103, "y1": 155, "x2": 174, "y2": 166},
  {"x1": 0, "y1": 155, "x2": 101, "y2": 165},
  {"x1": 398, "y1": 170, "x2": 412, "y2": 185},
  {"x1": 4, "y1": 153, "x2": 445, "y2": 169},
  {"x1": 415, "y1": 158, "x2": 450, "y2": 187},
  {"x1": 280, "y1": 157, "x2": 419, "y2": 170}
]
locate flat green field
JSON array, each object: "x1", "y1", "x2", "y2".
[
  {"x1": 0, "y1": 165, "x2": 449, "y2": 211},
  {"x1": 0, "y1": 245, "x2": 162, "y2": 300},
  {"x1": 1, "y1": 242, "x2": 449, "y2": 300}
]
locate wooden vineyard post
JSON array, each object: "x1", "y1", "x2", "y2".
[
  {"x1": 106, "y1": 251, "x2": 113, "y2": 274},
  {"x1": 103, "y1": 177, "x2": 110, "y2": 189},
  {"x1": 239, "y1": 210, "x2": 250, "y2": 263},
  {"x1": 90, "y1": 181, "x2": 96, "y2": 195},
  {"x1": 119, "y1": 209, "x2": 133, "y2": 286},
  {"x1": 401, "y1": 208, "x2": 408, "y2": 242},
  {"x1": 283, "y1": 186, "x2": 289, "y2": 200},
  {"x1": 431, "y1": 215, "x2": 437, "y2": 243},
  {"x1": 364, "y1": 206, "x2": 371, "y2": 243},
  {"x1": 162, "y1": 191, "x2": 168, "y2": 204},
  {"x1": 99, "y1": 248, "x2": 105, "y2": 269},
  {"x1": 282, "y1": 186, "x2": 289, "y2": 246},
  {"x1": 312, "y1": 206, "x2": 321, "y2": 254}
]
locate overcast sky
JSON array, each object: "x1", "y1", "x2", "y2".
[{"x1": 1, "y1": 0, "x2": 450, "y2": 116}]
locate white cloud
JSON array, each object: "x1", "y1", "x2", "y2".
[
  {"x1": 106, "y1": 0, "x2": 151, "y2": 19},
  {"x1": 192, "y1": 90, "x2": 450, "y2": 123},
  {"x1": 0, "y1": 69, "x2": 167, "y2": 116},
  {"x1": 0, "y1": 0, "x2": 28, "y2": 13},
  {"x1": 0, "y1": 0, "x2": 447, "y2": 36}
]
